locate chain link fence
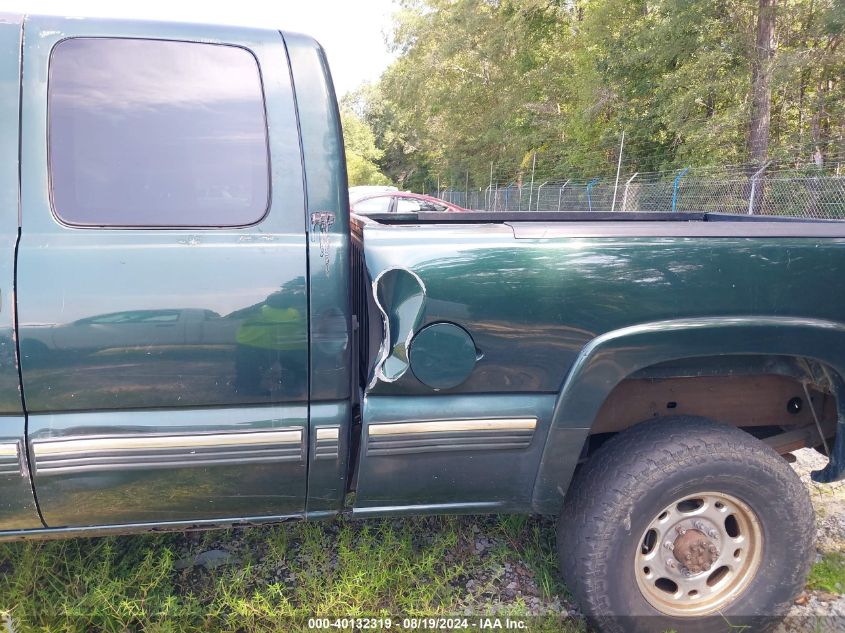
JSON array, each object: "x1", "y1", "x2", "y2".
[{"x1": 434, "y1": 169, "x2": 845, "y2": 219}]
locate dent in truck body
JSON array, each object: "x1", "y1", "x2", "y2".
[
  {"x1": 371, "y1": 267, "x2": 426, "y2": 384},
  {"x1": 0, "y1": 13, "x2": 41, "y2": 530},
  {"x1": 16, "y1": 16, "x2": 310, "y2": 527}
]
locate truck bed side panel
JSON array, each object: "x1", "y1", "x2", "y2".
[
  {"x1": 355, "y1": 220, "x2": 845, "y2": 513},
  {"x1": 362, "y1": 223, "x2": 845, "y2": 396}
]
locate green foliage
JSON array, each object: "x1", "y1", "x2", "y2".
[
  {"x1": 358, "y1": 0, "x2": 845, "y2": 187},
  {"x1": 343, "y1": 83, "x2": 436, "y2": 191},
  {"x1": 0, "y1": 516, "x2": 578, "y2": 632},
  {"x1": 807, "y1": 551, "x2": 845, "y2": 593},
  {"x1": 341, "y1": 109, "x2": 392, "y2": 187}
]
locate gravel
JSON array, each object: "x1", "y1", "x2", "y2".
[
  {"x1": 779, "y1": 448, "x2": 845, "y2": 629},
  {"x1": 173, "y1": 548, "x2": 240, "y2": 570},
  {"x1": 442, "y1": 448, "x2": 845, "y2": 621}
]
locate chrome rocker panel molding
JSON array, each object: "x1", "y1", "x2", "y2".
[{"x1": 0, "y1": 512, "x2": 303, "y2": 542}]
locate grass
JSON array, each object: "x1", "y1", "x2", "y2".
[
  {"x1": 5, "y1": 511, "x2": 838, "y2": 632},
  {"x1": 0, "y1": 515, "x2": 584, "y2": 633},
  {"x1": 807, "y1": 551, "x2": 845, "y2": 594}
]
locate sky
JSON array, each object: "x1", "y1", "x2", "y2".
[{"x1": 0, "y1": 0, "x2": 398, "y2": 96}]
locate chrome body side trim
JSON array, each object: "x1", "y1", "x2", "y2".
[
  {"x1": 366, "y1": 418, "x2": 537, "y2": 456},
  {"x1": 0, "y1": 441, "x2": 20, "y2": 476},
  {"x1": 314, "y1": 425, "x2": 340, "y2": 460},
  {"x1": 34, "y1": 429, "x2": 302, "y2": 454},
  {"x1": 32, "y1": 429, "x2": 304, "y2": 475},
  {"x1": 369, "y1": 418, "x2": 537, "y2": 436},
  {"x1": 315, "y1": 427, "x2": 339, "y2": 440}
]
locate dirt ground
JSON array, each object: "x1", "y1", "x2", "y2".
[{"x1": 779, "y1": 448, "x2": 845, "y2": 628}]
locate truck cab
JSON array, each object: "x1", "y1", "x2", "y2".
[{"x1": 0, "y1": 14, "x2": 352, "y2": 529}]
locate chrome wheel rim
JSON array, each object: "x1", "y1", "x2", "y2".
[{"x1": 634, "y1": 492, "x2": 763, "y2": 616}]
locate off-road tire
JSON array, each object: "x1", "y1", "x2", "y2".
[{"x1": 558, "y1": 416, "x2": 815, "y2": 633}]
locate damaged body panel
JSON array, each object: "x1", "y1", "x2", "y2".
[
  {"x1": 358, "y1": 222, "x2": 845, "y2": 397},
  {"x1": 354, "y1": 218, "x2": 845, "y2": 511}
]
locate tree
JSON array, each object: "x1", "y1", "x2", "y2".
[
  {"x1": 343, "y1": 84, "x2": 433, "y2": 190},
  {"x1": 341, "y1": 109, "x2": 392, "y2": 186},
  {"x1": 355, "y1": 0, "x2": 845, "y2": 186},
  {"x1": 749, "y1": 0, "x2": 778, "y2": 165}
]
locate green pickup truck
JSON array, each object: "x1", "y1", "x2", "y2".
[{"x1": 1, "y1": 13, "x2": 844, "y2": 632}]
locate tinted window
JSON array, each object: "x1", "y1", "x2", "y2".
[
  {"x1": 353, "y1": 196, "x2": 392, "y2": 214},
  {"x1": 49, "y1": 38, "x2": 269, "y2": 227}
]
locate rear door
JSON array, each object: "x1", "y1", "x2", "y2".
[{"x1": 17, "y1": 16, "x2": 309, "y2": 528}]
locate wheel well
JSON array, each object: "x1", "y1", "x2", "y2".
[{"x1": 586, "y1": 354, "x2": 838, "y2": 457}]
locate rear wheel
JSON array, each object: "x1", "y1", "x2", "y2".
[{"x1": 558, "y1": 416, "x2": 815, "y2": 633}]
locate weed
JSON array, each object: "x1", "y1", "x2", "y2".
[
  {"x1": 0, "y1": 516, "x2": 574, "y2": 632},
  {"x1": 807, "y1": 551, "x2": 845, "y2": 594}
]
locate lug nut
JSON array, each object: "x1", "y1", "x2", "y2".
[
  {"x1": 694, "y1": 521, "x2": 706, "y2": 531},
  {"x1": 663, "y1": 541, "x2": 675, "y2": 551},
  {"x1": 707, "y1": 529, "x2": 718, "y2": 539},
  {"x1": 681, "y1": 567, "x2": 693, "y2": 578},
  {"x1": 666, "y1": 558, "x2": 677, "y2": 569}
]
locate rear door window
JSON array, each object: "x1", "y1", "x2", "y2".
[
  {"x1": 353, "y1": 196, "x2": 393, "y2": 214},
  {"x1": 396, "y1": 197, "x2": 422, "y2": 212},
  {"x1": 421, "y1": 200, "x2": 448, "y2": 212},
  {"x1": 48, "y1": 38, "x2": 270, "y2": 227},
  {"x1": 396, "y1": 196, "x2": 448, "y2": 213}
]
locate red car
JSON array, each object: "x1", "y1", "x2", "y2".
[{"x1": 351, "y1": 192, "x2": 466, "y2": 215}]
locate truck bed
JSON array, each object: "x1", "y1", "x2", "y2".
[
  {"x1": 361, "y1": 210, "x2": 844, "y2": 222},
  {"x1": 354, "y1": 210, "x2": 845, "y2": 237}
]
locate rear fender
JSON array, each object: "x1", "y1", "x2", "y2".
[{"x1": 531, "y1": 316, "x2": 845, "y2": 514}]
